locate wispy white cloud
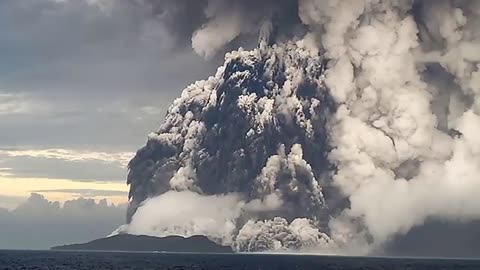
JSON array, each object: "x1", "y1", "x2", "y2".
[
  {"x1": 140, "y1": 106, "x2": 165, "y2": 116},
  {"x1": 32, "y1": 188, "x2": 128, "y2": 198},
  {"x1": 0, "y1": 93, "x2": 49, "y2": 115},
  {"x1": 0, "y1": 148, "x2": 134, "y2": 167},
  {"x1": 49, "y1": 0, "x2": 116, "y2": 13},
  {"x1": 0, "y1": 167, "x2": 13, "y2": 177},
  {"x1": 0, "y1": 176, "x2": 128, "y2": 209},
  {"x1": 0, "y1": 148, "x2": 133, "y2": 182}
]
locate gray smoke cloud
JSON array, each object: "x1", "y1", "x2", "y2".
[
  {"x1": 116, "y1": 0, "x2": 480, "y2": 256},
  {"x1": 140, "y1": 0, "x2": 302, "y2": 58}
]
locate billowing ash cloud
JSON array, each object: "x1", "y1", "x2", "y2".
[
  {"x1": 119, "y1": 41, "x2": 336, "y2": 251},
  {"x1": 116, "y1": 0, "x2": 480, "y2": 255}
]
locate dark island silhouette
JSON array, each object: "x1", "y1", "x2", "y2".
[{"x1": 51, "y1": 234, "x2": 233, "y2": 253}]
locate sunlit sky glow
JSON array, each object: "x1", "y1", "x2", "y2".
[{"x1": 0, "y1": 148, "x2": 132, "y2": 208}]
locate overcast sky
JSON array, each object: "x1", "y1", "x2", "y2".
[{"x1": 0, "y1": 0, "x2": 218, "y2": 249}]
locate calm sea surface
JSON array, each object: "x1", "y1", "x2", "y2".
[{"x1": 1, "y1": 250, "x2": 479, "y2": 270}]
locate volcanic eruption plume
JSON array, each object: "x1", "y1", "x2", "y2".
[{"x1": 115, "y1": 0, "x2": 480, "y2": 254}]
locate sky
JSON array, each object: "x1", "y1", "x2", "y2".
[{"x1": 0, "y1": 0, "x2": 218, "y2": 249}]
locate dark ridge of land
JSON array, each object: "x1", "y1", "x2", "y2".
[{"x1": 51, "y1": 234, "x2": 233, "y2": 253}]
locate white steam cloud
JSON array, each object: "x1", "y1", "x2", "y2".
[
  {"x1": 295, "y1": 0, "x2": 480, "y2": 249},
  {"x1": 119, "y1": 191, "x2": 243, "y2": 244},
  {"x1": 117, "y1": 190, "x2": 285, "y2": 245}
]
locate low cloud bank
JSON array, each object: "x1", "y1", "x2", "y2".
[{"x1": 0, "y1": 193, "x2": 125, "y2": 250}]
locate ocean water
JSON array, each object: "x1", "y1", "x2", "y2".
[{"x1": 1, "y1": 250, "x2": 479, "y2": 270}]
